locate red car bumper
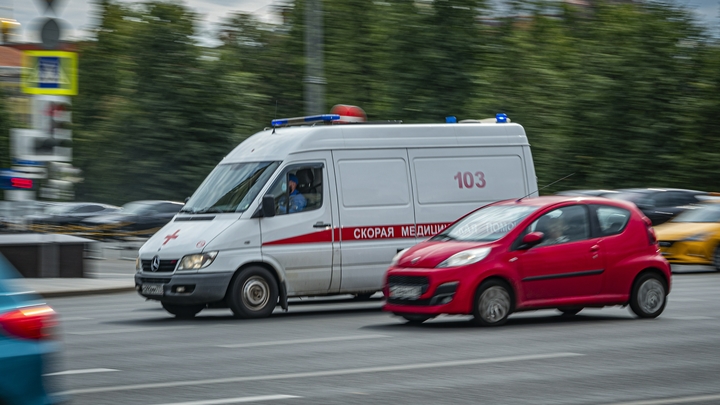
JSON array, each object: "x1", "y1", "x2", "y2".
[{"x1": 382, "y1": 266, "x2": 477, "y2": 316}]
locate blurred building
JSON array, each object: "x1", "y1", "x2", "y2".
[{"x1": 0, "y1": 16, "x2": 31, "y2": 127}]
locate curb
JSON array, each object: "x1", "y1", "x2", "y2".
[{"x1": 39, "y1": 286, "x2": 137, "y2": 299}]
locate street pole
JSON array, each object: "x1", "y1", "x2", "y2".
[{"x1": 304, "y1": 0, "x2": 325, "y2": 116}]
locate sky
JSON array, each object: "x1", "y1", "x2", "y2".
[
  {"x1": 2, "y1": 0, "x2": 719, "y2": 45},
  {"x1": 1, "y1": 0, "x2": 278, "y2": 44}
]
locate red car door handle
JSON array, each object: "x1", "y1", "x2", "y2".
[{"x1": 590, "y1": 245, "x2": 600, "y2": 252}]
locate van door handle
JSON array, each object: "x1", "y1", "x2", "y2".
[{"x1": 313, "y1": 222, "x2": 331, "y2": 228}]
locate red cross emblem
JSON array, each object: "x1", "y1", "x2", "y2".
[{"x1": 163, "y1": 230, "x2": 180, "y2": 246}]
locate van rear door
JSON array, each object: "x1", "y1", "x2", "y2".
[
  {"x1": 409, "y1": 147, "x2": 532, "y2": 226},
  {"x1": 333, "y1": 149, "x2": 416, "y2": 291}
]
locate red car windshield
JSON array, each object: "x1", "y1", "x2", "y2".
[{"x1": 432, "y1": 205, "x2": 541, "y2": 242}]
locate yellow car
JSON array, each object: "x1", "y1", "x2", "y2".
[{"x1": 655, "y1": 202, "x2": 720, "y2": 270}]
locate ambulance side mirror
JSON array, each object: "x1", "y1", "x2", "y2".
[{"x1": 262, "y1": 195, "x2": 276, "y2": 218}]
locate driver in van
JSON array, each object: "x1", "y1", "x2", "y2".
[{"x1": 278, "y1": 174, "x2": 307, "y2": 214}]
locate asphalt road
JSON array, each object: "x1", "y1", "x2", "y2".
[{"x1": 46, "y1": 267, "x2": 720, "y2": 405}]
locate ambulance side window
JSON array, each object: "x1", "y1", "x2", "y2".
[{"x1": 266, "y1": 164, "x2": 323, "y2": 215}]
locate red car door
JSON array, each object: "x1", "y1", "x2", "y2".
[{"x1": 516, "y1": 205, "x2": 604, "y2": 302}]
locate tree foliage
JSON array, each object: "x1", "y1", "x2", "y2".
[
  {"x1": 70, "y1": 0, "x2": 720, "y2": 204},
  {"x1": 0, "y1": 88, "x2": 10, "y2": 169}
]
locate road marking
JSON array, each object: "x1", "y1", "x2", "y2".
[
  {"x1": 217, "y1": 334, "x2": 389, "y2": 348},
  {"x1": 45, "y1": 368, "x2": 118, "y2": 376},
  {"x1": 68, "y1": 326, "x2": 194, "y2": 335},
  {"x1": 665, "y1": 316, "x2": 715, "y2": 320},
  {"x1": 59, "y1": 352, "x2": 583, "y2": 396},
  {"x1": 605, "y1": 393, "x2": 720, "y2": 405},
  {"x1": 150, "y1": 395, "x2": 301, "y2": 405}
]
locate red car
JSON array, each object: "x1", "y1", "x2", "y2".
[{"x1": 383, "y1": 196, "x2": 671, "y2": 326}]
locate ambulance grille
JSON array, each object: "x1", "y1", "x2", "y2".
[{"x1": 142, "y1": 259, "x2": 179, "y2": 273}]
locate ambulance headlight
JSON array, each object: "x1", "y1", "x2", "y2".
[
  {"x1": 178, "y1": 251, "x2": 219, "y2": 270},
  {"x1": 437, "y1": 248, "x2": 491, "y2": 268},
  {"x1": 390, "y1": 248, "x2": 410, "y2": 267}
]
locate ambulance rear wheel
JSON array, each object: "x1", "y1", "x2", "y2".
[{"x1": 228, "y1": 266, "x2": 278, "y2": 319}]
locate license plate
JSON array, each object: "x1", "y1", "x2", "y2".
[
  {"x1": 141, "y1": 283, "x2": 164, "y2": 296},
  {"x1": 390, "y1": 285, "x2": 421, "y2": 300}
]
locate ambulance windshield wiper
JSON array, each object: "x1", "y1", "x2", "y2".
[
  {"x1": 178, "y1": 207, "x2": 224, "y2": 214},
  {"x1": 193, "y1": 207, "x2": 224, "y2": 214}
]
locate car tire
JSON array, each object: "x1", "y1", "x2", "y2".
[
  {"x1": 227, "y1": 266, "x2": 278, "y2": 319},
  {"x1": 394, "y1": 313, "x2": 432, "y2": 324},
  {"x1": 558, "y1": 308, "x2": 582, "y2": 316},
  {"x1": 162, "y1": 302, "x2": 204, "y2": 319},
  {"x1": 713, "y1": 246, "x2": 720, "y2": 272},
  {"x1": 472, "y1": 279, "x2": 513, "y2": 326},
  {"x1": 629, "y1": 272, "x2": 667, "y2": 318}
]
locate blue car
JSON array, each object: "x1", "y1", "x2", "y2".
[{"x1": 0, "y1": 255, "x2": 64, "y2": 405}]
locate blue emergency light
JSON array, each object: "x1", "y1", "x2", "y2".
[
  {"x1": 496, "y1": 113, "x2": 508, "y2": 123},
  {"x1": 271, "y1": 114, "x2": 341, "y2": 127}
]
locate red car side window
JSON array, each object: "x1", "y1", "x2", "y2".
[{"x1": 528, "y1": 205, "x2": 590, "y2": 247}]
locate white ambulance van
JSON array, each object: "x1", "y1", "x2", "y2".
[{"x1": 134, "y1": 111, "x2": 539, "y2": 318}]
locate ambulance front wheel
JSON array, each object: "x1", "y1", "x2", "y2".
[{"x1": 227, "y1": 266, "x2": 278, "y2": 319}]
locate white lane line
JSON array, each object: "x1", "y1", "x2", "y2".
[
  {"x1": 605, "y1": 393, "x2": 720, "y2": 405},
  {"x1": 218, "y1": 334, "x2": 389, "y2": 348},
  {"x1": 151, "y1": 395, "x2": 301, "y2": 405},
  {"x1": 665, "y1": 316, "x2": 715, "y2": 320},
  {"x1": 59, "y1": 352, "x2": 583, "y2": 396},
  {"x1": 45, "y1": 368, "x2": 118, "y2": 376},
  {"x1": 68, "y1": 326, "x2": 194, "y2": 335},
  {"x1": 59, "y1": 317, "x2": 94, "y2": 321}
]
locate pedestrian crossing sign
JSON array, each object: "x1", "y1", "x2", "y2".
[{"x1": 21, "y1": 51, "x2": 78, "y2": 96}]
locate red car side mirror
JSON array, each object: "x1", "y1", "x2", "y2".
[{"x1": 521, "y1": 231, "x2": 544, "y2": 248}]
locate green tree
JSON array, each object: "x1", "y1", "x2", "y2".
[
  {"x1": 0, "y1": 88, "x2": 10, "y2": 169},
  {"x1": 74, "y1": 1, "x2": 262, "y2": 204}
]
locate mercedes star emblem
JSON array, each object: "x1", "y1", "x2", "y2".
[{"x1": 151, "y1": 256, "x2": 160, "y2": 272}]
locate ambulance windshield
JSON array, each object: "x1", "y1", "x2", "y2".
[
  {"x1": 180, "y1": 161, "x2": 280, "y2": 214},
  {"x1": 433, "y1": 205, "x2": 541, "y2": 242}
]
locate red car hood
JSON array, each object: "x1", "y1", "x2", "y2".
[{"x1": 396, "y1": 241, "x2": 493, "y2": 268}]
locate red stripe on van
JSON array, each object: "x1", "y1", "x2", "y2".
[
  {"x1": 262, "y1": 223, "x2": 451, "y2": 246},
  {"x1": 262, "y1": 229, "x2": 333, "y2": 246},
  {"x1": 342, "y1": 223, "x2": 450, "y2": 240}
]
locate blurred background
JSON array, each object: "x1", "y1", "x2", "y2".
[
  {"x1": 1, "y1": 0, "x2": 720, "y2": 227},
  {"x1": 3, "y1": 3, "x2": 720, "y2": 404}
]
